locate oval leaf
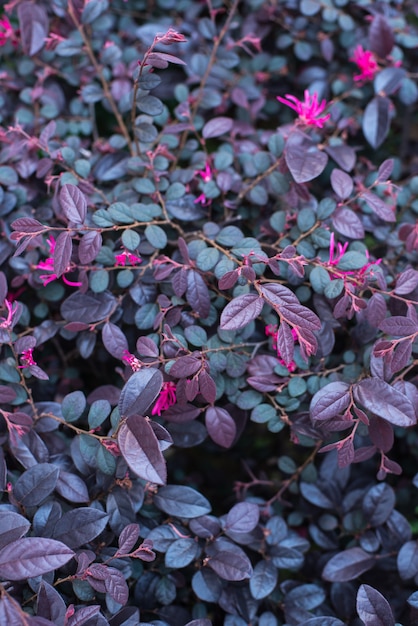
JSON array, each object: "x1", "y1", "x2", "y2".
[
  {"x1": 0, "y1": 538, "x2": 74, "y2": 580},
  {"x1": 322, "y1": 547, "x2": 375, "y2": 582},
  {"x1": 356, "y1": 584, "x2": 395, "y2": 626},
  {"x1": 205, "y1": 407, "x2": 236, "y2": 448},
  {"x1": 154, "y1": 485, "x2": 211, "y2": 518},
  {"x1": 220, "y1": 294, "x2": 264, "y2": 331},
  {"x1": 118, "y1": 415, "x2": 167, "y2": 485},
  {"x1": 353, "y1": 377, "x2": 416, "y2": 427},
  {"x1": 118, "y1": 368, "x2": 163, "y2": 417},
  {"x1": 202, "y1": 117, "x2": 234, "y2": 139}
]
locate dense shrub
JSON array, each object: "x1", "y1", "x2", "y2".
[{"x1": 0, "y1": 0, "x2": 417, "y2": 624}]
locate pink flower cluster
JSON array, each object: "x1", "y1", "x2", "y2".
[
  {"x1": 18, "y1": 348, "x2": 36, "y2": 369},
  {"x1": 350, "y1": 45, "x2": 379, "y2": 82},
  {"x1": 0, "y1": 17, "x2": 17, "y2": 48},
  {"x1": 277, "y1": 90, "x2": 330, "y2": 128},
  {"x1": 0, "y1": 299, "x2": 18, "y2": 329},
  {"x1": 194, "y1": 163, "x2": 213, "y2": 206},
  {"x1": 152, "y1": 381, "x2": 177, "y2": 416},
  {"x1": 327, "y1": 233, "x2": 382, "y2": 281},
  {"x1": 265, "y1": 324, "x2": 298, "y2": 372},
  {"x1": 115, "y1": 249, "x2": 142, "y2": 266},
  {"x1": 36, "y1": 236, "x2": 82, "y2": 287},
  {"x1": 122, "y1": 350, "x2": 142, "y2": 372}
]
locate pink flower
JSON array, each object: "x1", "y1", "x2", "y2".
[
  {"x1": 36, "y1": 236, "x2": 82, "y2": 287},
  {"x1": 115, "y1": 249, "x2": 142, "y2": 266},
  {"x1": 265, "y1": 324, "x2": 297, "y2": 371},
  {"x1": 277, "y1": 90, "x2": 331, "y2": 128},
  {"x1": 0, "y1": 299, "x2": 18, "y2": 329},
  {"x1": 18, "y1": 348, "x2": 36, "y2": 369},
  {"x1": 350, "y1": 45, "x2": 379, "y2": 82},
  {"x1": 122, "y1": 350, "x2": 142, "y2": 372},
  {"x1": 194, "y1": 163, "x2": 213, "y2": 205},
  {"x1": 0, "y1": 17, "x2": 17, "y2": 48},
  {"x1": 152, "y1": 381, "x2": 177, "y2": 416},
  {"x1": 328, "y1": 232, "x2": 349, "y2": 266}
]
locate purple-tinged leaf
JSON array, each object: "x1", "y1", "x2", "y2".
[
  {"x1": 53, "y1": 231, "x2": 73, "y2": 278},
  {"x1": 397, "y1": 540, "x2": 418, "y2": 580},
  {"x1": 337, "y1": 437, "x2": 354, "y2": 468},
  {"x1": 205, "y1": 407, "x2": 236, "y2": 448},
  {"x1": 357, "y1": 584, "x2": 395, "y2": 626},
  {"x1": 249, "y1": 560, "x2": 278, "y2": 599},
  {"x1": 39, "y1": 120, "x2": 56, "y2": 148},
  {"x1": 332, "y1": 206, "x2": 365, "y2": 239},
  {"x1": 67, "y1": 605, "x2": 101, "y2": 626},
  {"x1": 17, "y1": 1, "x2": 48, "y2": 56},
  {"x1": 165, "y1": 538, "x2": 201, "y2": 568},
  {"x1": 172, "y1": 268, "x2": 188, "y2": 297},
  {"x1": 377, "y1": 158, "x2": 394, "y2": 182},
  {"x1": 394, "y1": 268, "x2": 418, "y2": 295},
  {"x1": 117, "y1": 524, "x2": 140, "y2": 555},
  {"x1": 220, "y1": 294, "x2": 264, "y2": 331},
  {"x1": 202, "y1": 117, "x2": 234, "y2": 139},
  {"x1": 150, "y1": 420, "x2": 173, "y2": 451},
  {"x1": 118, "y1": 368, "x2": 163, "y2": 417},
  {"x1": 0, "y1": 593, "x2": 28, "y2": 624},
  {"x1": 285, "y1": 134, "x2": 328, "y2": 183},
  {"x1": 102, "y1": 322, "x2": 129, "y2": 359},
  {"x1": 169, "y1": 355, "x2": 201, "y2": 378},
  {"x1": 368, "y1": 416, "x2": 393, "y2": 453},
  {"x1": 136, "y1": 336, "x2": 159, "y2": 357},
  {"x1": 37, "y1": 580, "x2": 66, "y2": 625},
  {"x1": 60, "y1": 184, "x2": 87, "y2": 224},
  {"x1": 53, "y1": 508, "x2": 109, "y2": 549},
  {"x1": 61, "y1": 291, "x2": 116, "y2": 323},
  {"x1": 207, "y1": 551, "x2": 253, "y2": 581},
  {"x1": 163, "y1": 403, "x2": 200, "y2": 423},
  {"x1": 361, "y1": 191, "x2": 395, "y2": 222},
  {"x1": 363, "y1": 483, "x2": 395, "y2": 526},
  {"x1": 277, "y1": 320, "x2": 295, "y2": 366},
  {"x1": 186, "y1": 270, "x2": 210, "y2": 318},
  {"x1": 0, "y1": 386, "x2": 17, "y2": 403},
  {"x1": 105, "y1": 567, "x2": 129, "y2": 605},
  {"x1": 322, "y1": 547, "x2": 375, "y2": 582},
  {"x1": 146, "y1": 51, "x2": 186, "y2": 67},
  {"x1": 218, "y1": 270, "x2": 239, "y2": 290},
  {"x1": 310, "y1": 381, "x2": 351, "y2": 422},
  {"x1": 78, "y1": 231, "x2": 102, "y2": 264},
  {"x1": 14, "y1": 463, "x2": 59, "y2": 507},
  {"x1": 0, "y1": 511, "x2": 30, "y2": 550},
  {"x1": 324, "y1": 144, "x2": 356, "y2": 172},
  {"x1": 369, "y1": 15, "x2": 394, "y2": 58},
  {"x1": 300, "y1": 482, "x2": 334, "y2": 509},
  {"x1": 379, "y1": 316, "x2": 417, "y2": 336},
  {"x1": 225, "y1": 502, "x2": 259, "y2": 533},
  {"x1": 330, "y1": 169, "x2": 353, "y2": 200},
  {"x1": 374, "y1": 67, "x2": 406, "y2": 96},
  {"x1": 118, "y1": 414, "x2": 167, "y2": 485},
  {"x1": 154, "y1": 484, "x2": 211, "y2": 518},
  {"x1": 11, "y1": 217, "x2": 47, "y2": 235},
  {"x1": 366, "y1": 293, "x2": 387, "y2": 327},
  {"x1": 55, "y1": 470, "x2": 89, "y2": 503},
  {"x1": 198, "y1": 370, "x2": 217, "y2": 404},
  {"x1": 0, "y1": 538, "x2": 74, "y2": 580},
  {"x1": 362, "y1": 96, "x2": 391, "y2": 149},
  {"x1": 354, "y1": 378, "x2": 416, "y2": 427},
  {"x1": 259, "y1": 284, "x2": 321, "y2": 330}
]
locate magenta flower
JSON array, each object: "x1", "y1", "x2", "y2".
[
  {"x1": 0, "y1": 17, "x2": 17, "y2": 47},
  {"x1": 277, "y1": 90, "x2": 331, "y2": 128},
  {"x1": 194, "y1": 163, "x2": 213, "y2": 205},
  {"x1": 115, "y1": 249, "x2": 142, "y2": 266},
  {"x1": 0, "y1": 299, "x2": 18, "y2": 329},
  {"x1": 18, "y1": 348, "x2": 37, "y2": 369},
  {"x1": 328, "y1": 232, "x2": 349, "y2": 266},
  {"x1": 36, "y1": 236, "x2": 82, "y2": 287},
  {"x1": 350, "y1": 45, "x2": 379, "y2": 82},
  {"x1": 152, "y1": 381, "x2": 177, "y2": 416},
  {"x1": 122, "y1": 350, "x2": 142, "y2": 372}
]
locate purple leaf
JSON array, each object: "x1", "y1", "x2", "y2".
[
  {"x1": 285, "y1": 134, "x2": 328, "y2": 183},
  {"x1": 37, "y1": 580, "x2": 66, "y2": 625},
  {"x1": 322, "y1": 547, "x2": 375, "y2": 582},
  {"x1": 362, "y1": 483, "x2": 395, "y2": 526},
  {"x1": 225, "y1": 502, "x2": 259, "y2": 533},
  {"x1": 39, "y1": 121, "x2": 56, "y2": 148},
  {"x1": 362, "y1": 96, "x2": 391, "y2": 149},
  {"x1": 353, "y1": 377, "x2": 416, "y2": 427},
  {"x1": 207, "y1": 551, "x2": 253, "y2": 581},
  {"x1": 356, "y1": 584, "x2": 395, "y2": 626},
  {"x1": 250, "y1": 560, "x2": 278, "y2": 600},
  {"x1": 277, "y1": 320, "x2": 295, "y2": 366},
  {"x1": 202, "y1": 117, "x2": 234, "y2": 139},
  {"x1": 379, "y1": 316, "x2": 417, "y2": 337},
  {"x1": 391, "y1": 340, "x2": 413, "y2": 375},
  {"x1": 331, "y1": 207, "x2": 364, "y2": 239},
  {"x1": 205, "y1": 407, "x2": 236, "y2": 448},
  {"x1": 59, "y1": 184, "x2": 87, "y2": 224},
  {"x1": 369, "y1": 15, "x2": 394, "y2": 58},
  {"x1": 325, "y1": 144, "x2": 356, "y2": 171},
  {"x1": 0, "y1": 538, "x2": 74, "y2": 580},
  {"x1": 118, "y1": 414, "x2": 167, "y2": 485},
  {"x1": 330, "y1": 169, "x2": 353, "y2": 199},
  {"x1": 163, "y1": 403, "x2": 201, "y2": 423},
  {"x1": 366, "y1": 293, "x2": 387, "y2": 327},
  {"x1": 136, "y1": 336, "x2": 159, "y2": 357},
  {"x1": 118, "y1": 368, "x2": 163, "y2": 417},
  {"x1": 220, "y1": 294, "x2": 264, "y2": 331},
  {"x1": 67, "y1": 605, "x2": 101, "y2": 626},
  {"x1": 198, "y1": 370, "x2": 217, "y2": 404},
  {"x1": 0, "y1": 594, "x2": 28, "y2": 624},
  {"x1": 374, "y1": 67, "x2": 406, "y2": 96},
  {"x1": 102, "y1": 322, "x2": 129, "y2": 359},
  {"x1": 260, "y1": 284, "x2": 321, "y2": 331},
  {"x1": 310, "y1": 381, "x2": 351, "y2": 421},
  {"x1": 17, "y1": 1, "x2": 48, "y2": 56},
  {"x1": 394, "y1": 268, "x2": 418, "y2": 295},
  {"x1": 368, "y1": 416, "x2": 393, "y2": 453},
  {"x1": 154, "y1": 485, "x2": 211, "y2": 518},
  {"x1": 361, "y1": 191, "x2": 396, "y2": 222},
  {"x1": 53, "y1": 508, "x2": 109, "y2": 549},
  {"x1": 172, "y1": 268, "x2": 188, "y2": 297},
  {"x1": 105, "y1": 567, "x2": 129, "y2": 605},
  {"x1": 0, "y1": 386, "x2": 17, "y2": 403},
  {"x1": 169, "y1": 355, "x2": 201, "y2": 378},
  {"x1": 78, "y1": 231, "x2": 102, "y2": 264},
  {"x1": 218, "y1": 270, "x2": 239, "y2": 290},
  {"x1": 0, "y1": 511, "x2": 30, "y2": 550},
  {"x1": 377, "y1": 158, "x2": 394, "y2": 182},
  {"x1": 61, "y1": 291, "x2": 116, "y2": 323},
  {"x1": 146, "y1": 51, "x2": 186, "y2": 67},
  {"x1": 117, "y1": 524, "x2": 140, "y2": 555},
  {"x1": 186, "y1": 270, "x2": 210, "y2": 318},
  {"x1": 397, "y1": 540, "x2": 418, "y2": 580},
  {"x1": 55, "y1": 470, "x2": 90, "y2": 503},
  {"x1": 14, "y1": 463, "x2": 59, "y2": 507},
  {"x1": 11, "y1": 217, "x2": 47, "y2": 235}
]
